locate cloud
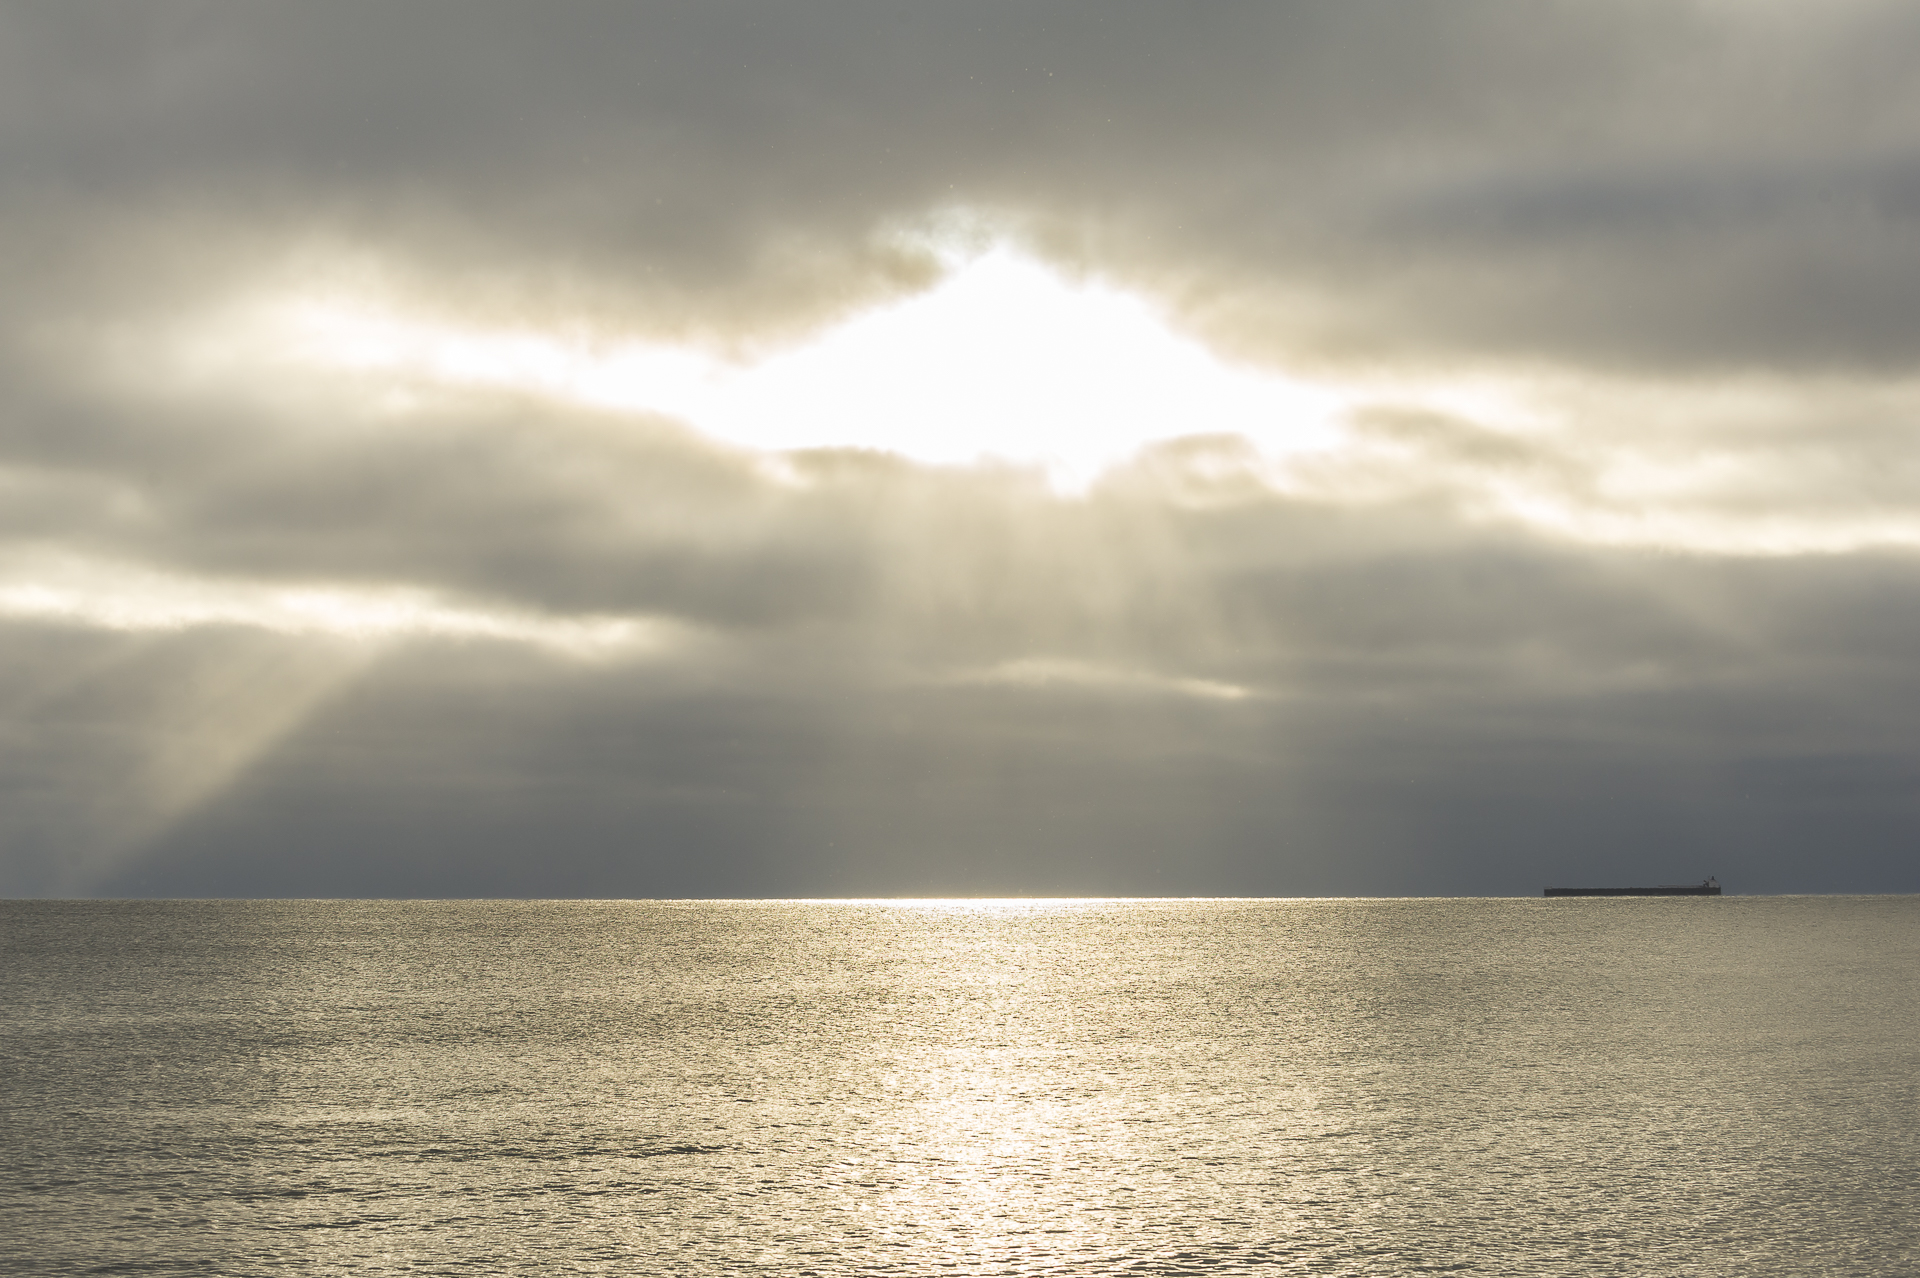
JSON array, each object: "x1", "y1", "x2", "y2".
[
  {"x1": 946, "y1": 658, "x2": 1255, "y2": 704},
  {"x1": 9, "y1": 2, "x2": 1920, "y2": 368},
  {"x1": 242, "y1": 249, "x2": 1342, "y2": 492},
  {"x1": 0, "y1": 552, "x2": 675, "y2": 654},
  {"x1": 6, "y1": 3, "x2": 1920, "y2": 895},
  {"x1": 0, "y1": 624, "x2": 367, "y2": 895}
]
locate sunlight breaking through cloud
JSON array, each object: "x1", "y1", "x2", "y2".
[
  {"x1": 0, "y1": 556, "x2": 663, "y2": 656},
  {"x1": 950, "y1": 658, "x2": 1255, "y2": 702},
  {"x1": 198, "y1": 244, "x2": 1920, "y2": 559},
  {"x1": 256, "y1": 248, "x2": 1349, "y2": 491},
  {"x1": 149, "y1": 243, "x2": 1920, "y2": 561},
  {"x1": 14, "y1": 1, "x2": 1920, "y2": 906}
]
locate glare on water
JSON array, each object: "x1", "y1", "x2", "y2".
[{"x1": 2, "y1": 897, "x2": 1916, "y2": 1275}]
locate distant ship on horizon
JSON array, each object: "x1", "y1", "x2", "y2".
[{"x1": 1544, "y1": 877, "x2": 1721, "y2": 898}]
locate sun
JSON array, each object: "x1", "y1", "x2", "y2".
[{"x1": 266, "y1": 246, "x2": 1348, "y2": 490}]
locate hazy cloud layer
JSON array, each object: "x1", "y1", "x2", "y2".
[
  {"x1": 11, "y1": 1, "x2": 1920, "y2": 366},
  {"x1": 4, "y1": 3, "x2": 1920, "y2": 895}
]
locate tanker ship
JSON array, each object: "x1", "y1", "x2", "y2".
[{"x1": 1544, "y1": 877, "x2": 1720, "y2": 897}]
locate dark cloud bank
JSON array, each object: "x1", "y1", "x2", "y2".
[{"x1": 4, "y1": 2, "x2": 1920, "y2": 896}]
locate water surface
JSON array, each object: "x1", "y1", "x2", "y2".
[{"x1": 3, "y1": 897, "x2": 1915, "y2": 1274}]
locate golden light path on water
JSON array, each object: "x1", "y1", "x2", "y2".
[{"x1": 12, "y1": 897, "x2": 1916, "y2": 1273}]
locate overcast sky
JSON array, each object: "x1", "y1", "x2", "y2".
[{"x1": 6, "y1": 2, "x2": 1920, "y2": 897}]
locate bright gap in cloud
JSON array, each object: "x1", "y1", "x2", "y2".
[
  {"x1": 0, "y1": 556, "x2": 660, "y2": 656},
  {"x1": 141, "y1": 237, "x2": 1920, "y2": 559},
  {"x1": 269, "y1": 248, "x2": 1349, "y2": 490},
  {"x1": 226, "y1": 240, "x2": 1920, "y2": 556},
  {"x1": 184, "y1": 243, "x2": 1920, "y2": 556},
  {"x1": 952, "y1": 657, "x2": 1255, "y2": 702}
]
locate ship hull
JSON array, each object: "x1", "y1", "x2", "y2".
[{"x1": 1543, "y1": 885, "x2": 1721, "y2": 897}]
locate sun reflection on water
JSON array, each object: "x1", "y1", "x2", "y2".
[{"x1": 11, "y1": 898, "x2": 1917, "y2": 1273}]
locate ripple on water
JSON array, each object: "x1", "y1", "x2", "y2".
[{"x1": 2, "y1": 897, "x2": 1917, "y2": 1275}]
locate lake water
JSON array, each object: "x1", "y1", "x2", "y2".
[{"x1": 2, "y1": 897, "x2": 1916, "y2": 1275}]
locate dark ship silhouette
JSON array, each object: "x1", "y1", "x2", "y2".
[{"x1": 1544, "y1": 877, "x2": 1720, "y2": 897}]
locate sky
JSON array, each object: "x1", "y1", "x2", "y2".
[{"x1": 5, "y1": 1, "x2": 1920, "y2": 897}]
